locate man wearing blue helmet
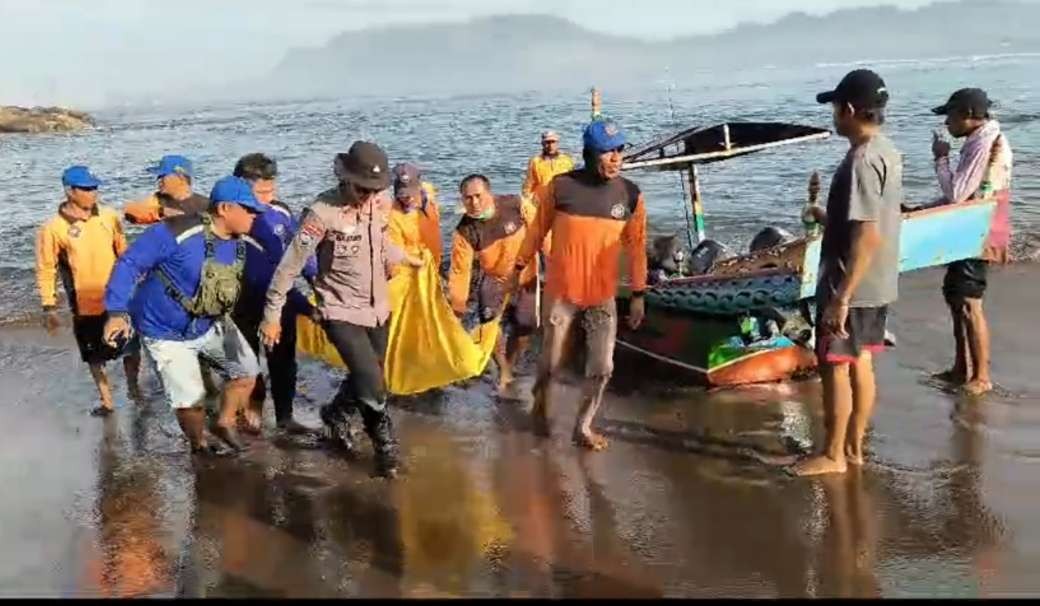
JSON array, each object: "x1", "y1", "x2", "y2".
[
  {"x1": 513, "y1": 92, "x2": 648, "y2": 452},
  {"x1": 104, "y1": 176, "x2": 265, "y2": 456}
]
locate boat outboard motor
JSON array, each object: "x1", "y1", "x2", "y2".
[
  {"x1": 688, "y1": 239, "x2": 728, "y2": 275},
  {"x1": 749, "y1": 226, "x2": 794, "y2": 253},
  {"x1": 649, "y1": 234, "x2": 687, "y2": 284}
]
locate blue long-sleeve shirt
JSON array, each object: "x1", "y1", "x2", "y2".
[
  {"x1": 105, "y1": 214, "x2": 246, "y2": 341},
  {"x1": 240, "y1": 200, "x2": 316, "y2": 316}
]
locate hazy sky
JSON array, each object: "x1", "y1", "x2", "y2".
[{"x1": 0, "y1": 0, "x2": 947, "y2": 106}]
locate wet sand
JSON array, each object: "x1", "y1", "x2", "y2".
[{"x1": 1, "y1": 264, "x2": 1039, "y2": 598}]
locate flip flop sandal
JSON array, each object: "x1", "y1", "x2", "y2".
[
  {"x1": 210, "y1": 425, "x2": 245, "y2": 452},
  {"x1": 90, "y1": 406, "x2": 114, "y2": 417},
  {"x1": 573, "y1": 433, "x2": 609, "y2": 451},
  {"x1": 191, "y1": 443, "x2": 224, "y2": 458}
]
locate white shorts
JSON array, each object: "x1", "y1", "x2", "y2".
[{"x1": 143, "y1": 319, "x2": 260, "y2": 409}]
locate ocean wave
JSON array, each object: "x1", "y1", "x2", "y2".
[{"x1": 814, "y1": 52, "x2": 1040, "y2": 70}]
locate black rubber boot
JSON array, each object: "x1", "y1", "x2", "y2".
[
  {"x1": 361, "y1": 406, "x2": 400, "y2": 479},
  {"x1": 320, "y1": 401, "x2": 358, "y2": 457}
]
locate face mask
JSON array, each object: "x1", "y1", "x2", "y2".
[{"x1": 471, "y1": 206, "x2": 494, "y2": 221}]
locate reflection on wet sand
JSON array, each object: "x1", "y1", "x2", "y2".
[
  {"x1": 82, "y1": 419, "x2": 173, "y2": 597},
  {"x1": 2, "y1": 267, "x2": 1040, "y2": 597},
  {"x1": 811, "y1": 471, "x2": 882, "y2": 598}
]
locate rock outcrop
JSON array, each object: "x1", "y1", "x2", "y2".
[{"x1": 0, "y1": 106, "x2": 95, "y2": 133}]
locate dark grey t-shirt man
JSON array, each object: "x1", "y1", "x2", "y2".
[{"x1": 819, "y1": 132, "x2": 903, "y2": 309}]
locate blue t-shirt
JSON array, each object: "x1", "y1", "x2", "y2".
[{"x1": 106, "y1": 214, "x2": 245, "y2": 340}]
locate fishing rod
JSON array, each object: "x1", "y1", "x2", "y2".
[{"x1": 662, "y1": 68, "x2": 696, "y2": 253}]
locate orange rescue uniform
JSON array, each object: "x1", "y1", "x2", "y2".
[
  {"x1": 36, "y1": 204, "x2": 128, "y2": 316},
  {"x1": 388, "y1": 181, "x2": 443, "y2": 266},
  {"x1": 122, "y1": 192, "x2": 210, "y2": 225},
  {"x1": 522, "y1": 153, "x2": 575, "y2": 199},
  {"x1": 517, "y1": 169, "x2": 647, "y2": 307},
  {"x1": 448, "y1": 195, "x2": 539, "y2": 315}
]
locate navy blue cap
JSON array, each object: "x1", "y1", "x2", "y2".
[
  {"x1": 147, "y1": 155, "x2": 193, "y2": 179},
  {"x1": 816, "y1": 69, "x2": 889, "y2": 109},
  {"x1": 209, "y1": 176, "x2": 267, "y2": 214},
  {"x1": 61, "y1": 165, "x2": 102, "y2": 188},
  {"x1": 583, "y1": 119, "x2": 627, "y2": 154},
  {"x1": 932, "y1": 88, "x2": 992, "y2": 117}
]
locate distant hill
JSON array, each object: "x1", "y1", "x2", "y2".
[{"x1": 272, "y1": 1, "x2": 1040, "y2": 97}]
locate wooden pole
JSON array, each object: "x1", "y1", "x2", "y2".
[{"x1": 687, "y1": 165, "x2": 706, "y2": 243}]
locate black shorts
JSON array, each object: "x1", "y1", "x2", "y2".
[
  {"x1": 72, "y1": 314, "x2": 140, "y2": 364},
  {"x1": 943, "y1": 259, "x2": 988, "y2": 301},
  {"x1": 815, "y1": 305, "x2": 888, "y2": 365}
]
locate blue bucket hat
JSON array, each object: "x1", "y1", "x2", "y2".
[
  {"x1": 61, "y1": 165, "x2": 102, "y2": 188},
  {"x1": 582, "y1": 119, "x2": 627, "y2": 154},
  {"x1": 209, "y1": 176, "x2": 266, "y2": 214}
]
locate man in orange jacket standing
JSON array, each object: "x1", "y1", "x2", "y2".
[{"x1": 513, "y1": 116, "x2": 647, "y2": 451}]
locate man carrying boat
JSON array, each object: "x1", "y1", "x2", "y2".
[
  {"x1": 793, "y1": 69, "x2": 902, "y2": 477},
  {"x1": 926, "y1": 88, "x2": 1013, "y2": 396},
  {"x1": 448, "y1": 174, "x2": 540, "y2": 394},
  {"x1": 230, "y1": 153, "x2": 317, "y2": 435},
  {"x1": 522, "y1": 131, "x2": 574, "y2": 200},
  {"x1": 103, "y1": 176, "x2": 265, "y2": 456},
  {"x1": 123, "y1": 155, "x2": 210, "y2": 224},
  {"x1": 260, "y1": 142, "x2": 422, "y2": 479},
  {"x1": 36, "y1": 166, "x2": 142, "y2": 417},
  {"x1": 388, "y1": 163, "x2": 443, "y2": 268},
  {"x1": 512, "y1": 116, "x2": 648, "y2": 451}
]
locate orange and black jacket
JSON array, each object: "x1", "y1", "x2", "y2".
[
  {"x1": 517, "y1": 169, "x2": 647, "y2": 308},
  {"x1": 123, "y1": 192, "x2": 210, "y2": 225},
  {"x1": 36, "y1": 204, "x2": 128, "y2": 316},
  {"x1": 448, "y1": 195, "x2": 538, "y2": 314}
]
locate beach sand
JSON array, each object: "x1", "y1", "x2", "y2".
[{"x1": 1, "y1": 263, "x2": 1038, "y2": 597}]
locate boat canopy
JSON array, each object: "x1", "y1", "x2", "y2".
[{"x1": 623, "y1": 122, "x2": 830, "y2": 171}]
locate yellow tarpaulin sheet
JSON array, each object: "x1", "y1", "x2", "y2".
[{"x1": 296, "y1": 254, "x2": 503, "y2": 395}]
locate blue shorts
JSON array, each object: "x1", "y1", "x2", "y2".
[{"x1": 142, "y1": 319, "x2": 260, "y2": 409}]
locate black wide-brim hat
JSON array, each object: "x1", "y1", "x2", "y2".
[{"x1": 338, "y1": 141, "x2": 390, "y2": 190}]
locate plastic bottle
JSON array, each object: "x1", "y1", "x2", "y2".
[{"x1": 801, "y1": 171, "x2": 822, "y2": 237}]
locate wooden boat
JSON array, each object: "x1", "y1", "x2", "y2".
[{"x1": 615, "y1": 121, "x2": 997, "y2": 387}]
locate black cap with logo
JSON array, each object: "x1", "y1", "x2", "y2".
[
  {"x1": 932, "y1": 88, "x2": 992, "y2": 117},
  {"x1": 336, "y1": 141, "x2": 390, "y2": 190},
  {"x1": 816, "y1": 69, "x2": 889, "y2": 109}
]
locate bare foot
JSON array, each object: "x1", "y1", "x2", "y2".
[
  {"x1": 497, "y1": 375, "x2": 516, "y2": 397},
  {"x1": 241, "y1": 409, "x2": 263, "y2": 435},
  {"x1": 573, "y1": 431, "x2": 609, "y2": 452},
  {"x1": 933, "y1": 368, "x2": 967, "y2": 384},
  {"x1": 790, "y1": 455, "x2": 847, "y2": 477},
  {"x1": 844, "y1": 448, "x2": 865, "y2": 466},
  {"x1": 964, "y1": 379, "x2": 993, "y2": 396}
]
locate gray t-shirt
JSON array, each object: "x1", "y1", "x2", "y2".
[{"x1": 818, "y1": 133, "x2": 902, "y2": 307}]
